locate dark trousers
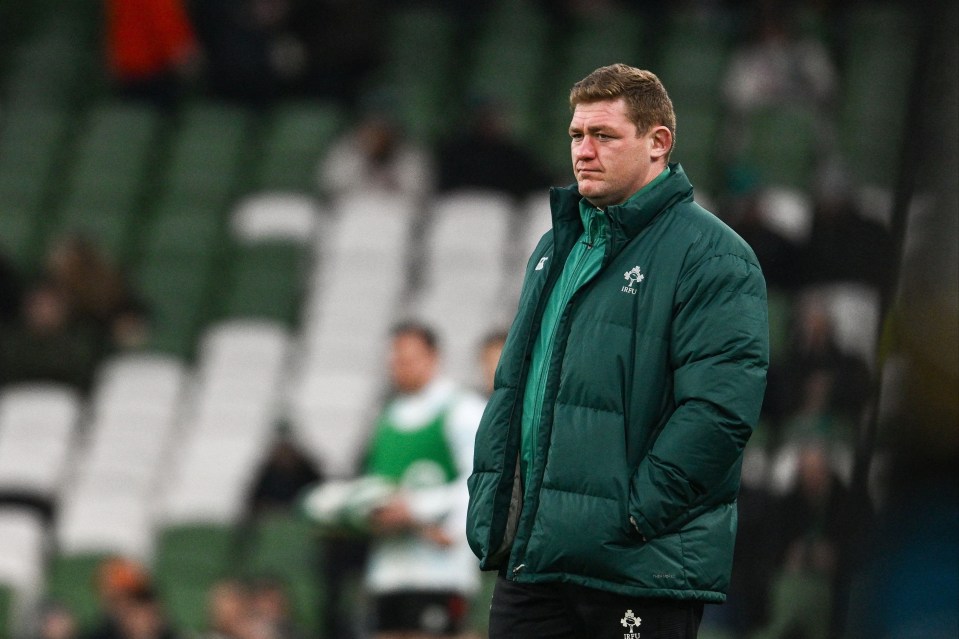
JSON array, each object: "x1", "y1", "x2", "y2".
[{"x1": 489, "y1": 574, "x2": 703, "y2": 639}]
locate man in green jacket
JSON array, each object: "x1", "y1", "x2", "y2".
[{"x1": 466, "y1": 64, "x2": 769, "y2": 638}]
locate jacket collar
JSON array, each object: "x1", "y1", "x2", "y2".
[{"x1": 549, "y1": 163, "x2": 694, "y2": 259}]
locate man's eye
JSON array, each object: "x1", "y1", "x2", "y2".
[{"x1": 570, "y1": 133, "x2": 583, "y2": 140}]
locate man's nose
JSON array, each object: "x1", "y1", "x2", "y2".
[{"x1": 574, "y1": 136, "x2": 596, "y2": 160}]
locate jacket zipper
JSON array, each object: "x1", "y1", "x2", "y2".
[{"x1": 524, "y1": 229, "x2": 596, "y2": 489}]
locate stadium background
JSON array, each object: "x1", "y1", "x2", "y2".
[{"x1": 0, "y1": 0, "x2": 955, "y2": 638}]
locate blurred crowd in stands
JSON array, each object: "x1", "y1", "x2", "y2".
[{"x1": 0, "y1": 0, "x2": 955, "y2": 638}]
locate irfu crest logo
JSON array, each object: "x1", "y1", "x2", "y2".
[
  {"x1": 621, "y1": 266, "x2": 645, "y2": 295},
  {"x1": 620, "y1": 609, "x2": 642, "y2": 638}
]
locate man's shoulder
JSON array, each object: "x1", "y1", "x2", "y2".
[{"x1": 666, "y1": 199, "x2": 759, "y2": 268}]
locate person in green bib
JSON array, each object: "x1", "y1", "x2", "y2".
[
  {"x1": 466, "y1": 64, "x2": 769, "y2": 639},
  {"x1": 360, "y1": 322, "x2": 486, "y2": 638}
]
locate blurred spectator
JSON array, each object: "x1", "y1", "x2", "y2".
[
  {"x1": 777, "y1": 441, "x2": 858, "y2": 577},
  {"x1": 477, "y1": 329, "x2": 507, "y2": 397},
  {"x1": 799, "y1": 166, "x2": 895, "y2": 290},
  {"x1": 84, "y1": 556, "x2": 155, "y2": 639},
  {"x1": 761, "y1": 439, "x2": 868, "y2": 638},
  {"x1": 190, "y1": 0, "x2": 304, "y2": 104},
  {"x1": 763, "y1": 294, "x2": 872, "y2": 435},
  {"x1": 436, "y1": 95, "x2": 551, "y2": 201},
  {"x1": 112, "y1": 589, "x2": 180, "y2": 639},
  {"x1": 722, "y1": 0, "x2": 838, "y2": 114},
  {"x1": 35, "y1": 600, "x2": 79, "y2": 639},
  {"x1": 44, "y1": 233, "x2": 151, "y2": 352},
  {"x1": 104, "y1": 0, "x2": 201, "y2": 109},
  {"x1": 301, "y1": 322, "x2": 485, "y2": 638},
  {"x1": 317, "y1": 92, "x2": 434, "y2": 201},
  {"x1": 247, "y1": 428, "x2": 323, "y2": 516},
  {"x1": 0, "y1": 281, "x2": 100, "y2": 391},
  {"x1": 202, "y1": 580, "x2": 254, "y2": 639},
  {"x1": 248, "y1": 576, "x2": 304, "y2": 639}
]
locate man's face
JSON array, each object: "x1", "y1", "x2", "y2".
[
  {"x1": 570, "y1": 98, "x2": 659, "y2": 208},
  {"x1": 390, "y1": 332, "x2": 438, "y2": 394}
]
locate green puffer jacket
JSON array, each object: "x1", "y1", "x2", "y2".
[{"x1": 466, "y1": 164, "x2": 768, "y2": 602}]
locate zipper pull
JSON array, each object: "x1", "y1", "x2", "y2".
[{"x1": 512, "y1": 563, "x2": 525, "y2": 575}]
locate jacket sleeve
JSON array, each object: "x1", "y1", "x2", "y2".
[{"x1": 629, "y1": 251, "x2": 769, "y2": 539}]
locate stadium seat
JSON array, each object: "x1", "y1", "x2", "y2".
[
  {"x1": 52, "y1": 353, "x2": 186, "y2": 569},
  {"x1": 656, "y1": 9, "x2": 732, "y2": 109},
  {"x1": 159, "y1": 101, "x2": 254, "y2": 213},
  {"x1": 239, "y1": 512, "x2": 323, "y2": 636},
  {"x1": 154, "y1": 524, "x2": 239, "y2": 632},
  {"x1": 1, "y1": 14, "x2": 97, "y2": 109},
  {"x1": 53, "y1": 204, "x2": 132, "y2": 263},
  {"x1": 255, "y1": 101, "x2": 344, "y2": 192},
  {"x1": 411, "y1": 191, "x2": 516, "y2": 381},
  {"x1": 158, "y1": 320, "x2": 291, "y2": 528},
  {"x1": 371, "y1": 6, "x2": 459, "y2": 143},
  {"x1": 45, "y1": 552, "x2": 106, "y2": 630},
  {"x1": 92, "y1": 352, "x2": 187, "y2": 414},
  {"x1": 0, "y1": 208, "x2": 40, "y2": 272},
  {"x1": 56, "y1": 490, "x2": 153, "y2": 560},
  {"x1": 286, "y1": 369, "x2": 383, "y2": 478},
  {"x1": 135, "y1": 252, "x2": 216, "y2": 360},
  {"x1": 0, "y1": 507, "x2": 46, "y2": 637},
  {"x1": 0, "y1": 107, "x2": 71, "y2": 213},
  {"x1": 62, "y1": 102, "x2": 161, "y2": 205},
  {"x1": 231, "y1": 193, "x2": 322, "y2": 244},
  {"x1": 141, "y1": 203, "x2": 226, "y2": 260},
  {"x1": 466, "y1": 0, "x2": 551, "y2": 141},
  {"x1": 0, "y1": 586, "x2": 11, "y2": 639},
  {"x1": 0, "y1": 384, "x2": 81, "y2": 503},
  {"x1": 220, "y1": 241, "x2": 309, "y2": 325}
]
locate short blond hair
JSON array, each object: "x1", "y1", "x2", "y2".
[{"x1": 570, "y1": 63, "x2": 676, "y2": 159}]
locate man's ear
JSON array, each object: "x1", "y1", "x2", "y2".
[{"x1": 649, "y1": 125, "x2": 672, "y2": 161}]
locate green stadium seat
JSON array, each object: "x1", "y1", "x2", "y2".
[
  {"x1": 45, "y1": 552, "x2": 109, "y2": 631},
  {"x1": 240, "y1": 513, "x2": 323, "y2": 637},
  {"x1": 0, "y1": 208, "x2": 41, "y2": 272},
  {"x1": 53, "y1": 102, "x2": 162, "y2": 262},
  {"x1": 369, "y1": 6, "x2": 459, "y2": 142},
  {"x1": 255, "y1": 101, "x2": 344, "y2": 193},
  {"x1": 135, "y1": 251, "x2": 217, "y2": 360},
  {"x1": 1, "y1": 14, "x2": 97, "y2": 108},
  {"x1": 220, "y1": 241, "x2": 308, "y2": 326},
  {"x1": 0, "y1": 584, "x2": 11, "y2": 639},
  {"x1": 657, "y1": 10, "x2": 732, "y2": 108},
  {"x1": 159, "y1": 102, "x2": 254, "y2": 213},
  {"x1": 466, "y1": 0, "x2": 551, "y2": 141},
  {"x1": 560, "y1": 7, "x2": 646, "y2": 87},
  {"x1": 153, "y1": 524, "x2": 239, "y2": 633},
  {"x1": 140, "y1": 205, "x2": 225, "y2": 261},
  {"x1": 53, "y1": 205, "x2": 133, "y2": 264},
  {"x1": 0, "y1": 108, "x2": 71, "y2": 218}
]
